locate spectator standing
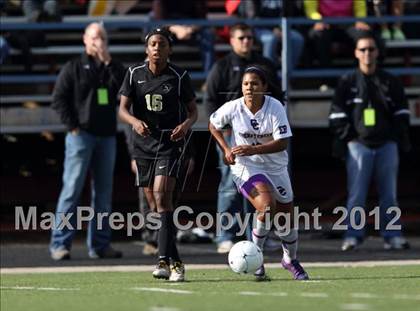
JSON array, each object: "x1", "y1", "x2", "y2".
[
  {"x1": 50, "y1": 23, "x2": 125, "y2": 260},
  {"x1": 329, "y1": 32, "x2": 411, "y2": 251}
]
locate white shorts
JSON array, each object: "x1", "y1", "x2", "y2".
[{"x1": 231, "y1": 163, "x2": 293, "y2": 204}]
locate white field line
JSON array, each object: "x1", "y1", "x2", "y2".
[
  {"x1": 2, "y1": 285, "x2": 419, "y2": 302},
  {"x1": 0, "y1": 286, "x2": 80, "y2": 291},
  {"x1": 301, "y1": 292, "x2": 329, "y2": 298},
  {"x1": 1, "y1": 259, "x2": 420, "y2": 275},
  {"x1": 392, "y1": 294, "x2": 420, "y2": 301},
  {"x1": 239, "y1": 291, "x2": 262, "y2": 296},
  {"x1": 149, "y1": 307, "x2": 180, "y2": 311},
  {"x1": 340, "y1": 303, "x2": 370, "y2": 310},
  {"x1": 350, "y1": 293, "x2": 379, "y2": 299},
  {"x1": 131, "y1": 287, "x2": 193, "y2": 294}
]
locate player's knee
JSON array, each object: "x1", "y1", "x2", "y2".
[{"x1": 154, "y1": 192, "x2": 173, "y2": 212}]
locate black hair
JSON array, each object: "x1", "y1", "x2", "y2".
[
  {"x1": 243, "y1": 66, "x2": 267, "y2": 85},
  {"x1": 145, "y1": 27, "x2": 173, "y2": 46},
  {"x1": 353, "y1": 30, "x2": 378, "y2": 49},
  {"x1": 229, "y1": 22, "x2": 253, "y2": 37}
]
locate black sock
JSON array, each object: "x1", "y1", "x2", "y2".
[
  {"x1": 171, "y1": 228, "x2": 181, "y2": 263},
  {"x1": 158, "y1": 211, "x2": 173, "y2": 264}
]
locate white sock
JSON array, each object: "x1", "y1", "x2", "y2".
[
  {"x1": 280, "y1": 229, "x2": 298, "y2": 264},
  {"x1": 252, "y1": 218, "x2": 271, "y2": 250}
]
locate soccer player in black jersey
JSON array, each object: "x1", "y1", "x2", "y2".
[{"x1": 119, "y1": 28, "x2": 198, "y2": 282}]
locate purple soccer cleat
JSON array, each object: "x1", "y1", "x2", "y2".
[{"x1": 281, "y1": 259, "x2": 309, "y2": 280}]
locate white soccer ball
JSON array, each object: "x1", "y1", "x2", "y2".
[{"x1": 228, "y1": 241, "x2": 263, "y2": 274}]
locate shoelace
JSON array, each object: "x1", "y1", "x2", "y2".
[
  {"x1": 172, "y1": 263, "x2": 183, "y2": 273},
  {"x1": 157, "y1": 261, "x2": 168, "y2": 269}
]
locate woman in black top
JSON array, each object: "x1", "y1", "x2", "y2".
[{"x1": 119, "y1": 28, "x2": 197, "y2": 282}]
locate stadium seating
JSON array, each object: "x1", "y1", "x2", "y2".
[{"x1": 1, "y1": 5, "x2": 419, "y2": 133}]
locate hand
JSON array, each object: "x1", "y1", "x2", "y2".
[
  {"x1": 169, "y1": 25, "x2": 194, "y2": 40},
  {"x1": 170, "y1": 123, "x2": 189, "y2": 141},
  {"x1": 130, "y1": 159, "x2": 137, "y2": 174},
  {"x1": 355, "y1": 21, "x2": 370, "y2": 31},
  {"x1": 132, "y1": 119, "x2": 151, "y2": 137},
  {"x1": 313, "y1": 22, "x2": 329, "y2": 31},
  {"x1": 223, "y1": 148, "x2": 236, "y2": 165},
  {"x1": 273, "y1": 27, "x2": 282, "y2": 38},
  {"x1": 231, "y1": 145, "x2": 255, "y2": 156},
  {"x1": 93, "y1": 39, "x2": 111, "y2": 65}
]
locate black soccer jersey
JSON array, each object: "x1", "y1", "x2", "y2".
[{"x1": 119, "y1": 62, "x2": 196, "y2": 159}]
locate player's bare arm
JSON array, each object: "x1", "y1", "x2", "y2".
[
  {"x1": 119, "y1": 95, "x2": 151, "y2": 137},
  {"x1": 170, "y1": 99, "x2": 198, "y2": 141},
  {"x1": 232, "y1": 138, "x2": 288, "y2": 156},
  {"x1": 208, "y1": 122, "x2": 235, "y2": 165}
]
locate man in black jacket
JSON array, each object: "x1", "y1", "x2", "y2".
[
  {"x1": 205, "y1": 23, "x2": 283, "y2": 254},
  {"x1": 50, "y1": 22, "x2": 125, "y2": 260},
  {"x1": 329, "y1": 32, "x2": 411, "y2": 251}
]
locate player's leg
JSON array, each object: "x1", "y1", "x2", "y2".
[
  {"x1": 240, "y1": 176, "x2": 277, "y2": 281},
  {"x1": 374, "y1": 141, "x2": 409, "y2": 249},
  {"x1": 133, "y1": 160, "x2": 159, "y2": 255},
  {"x1": 276, "y1": 200, "x2": 308, "y2": 280},
  {"x1": 240, "y1": 176, "x2": 276, "y2": 250},
  {"x1": 134, "y1": 159, "x2": 168, "y2": 277},
  {"x1": 150, "y1": 174, "x2": 175, "y2": 280},
  {"x1": 152, "y1": 159, "x2": 185, "y2": 281},
  {"x1": 88, "y1": 135, "x2": 121, "y2": 259},
  {"x1": 268, "y1": 170, "x2": 308, "y2": 280},
  {"x1": 141, "y1": 186, "x2": 159, "y2": 255},
  {"x1": 50, "y1": 131, "x2": 93, "y2": 260},
  {"x1": 343, "y1": 141, "x2": 374, "y2": 250}
]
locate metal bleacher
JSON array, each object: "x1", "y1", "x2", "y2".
[{"x1": 1, "y1": 14, "x2": 419, "y2": 133}]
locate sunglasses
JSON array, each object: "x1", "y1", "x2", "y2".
[
  {"x1": 358, "y1": 47, "x2": 376, "y2": 52},
  {"x1": 237, "y1": 36, "x2": 253, "y2": 41}
]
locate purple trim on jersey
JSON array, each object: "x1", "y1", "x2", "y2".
[{"x1": 240, "y1": 174, "x2": 272, "y2": 198}]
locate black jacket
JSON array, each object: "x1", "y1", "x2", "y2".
[
  {"x1": 329, "y1": 68, "x2": 411, "y2": 158},
  {"x1": 204, "y1": 51, "x2": 283, "y2": 116},
  {"x1": 52, "y1": 53, "x2": 126, "y2": 136}
]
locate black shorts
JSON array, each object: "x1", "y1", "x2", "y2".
[{"x1": 134, "y1": 158, "x2": 185, "y2": 188}]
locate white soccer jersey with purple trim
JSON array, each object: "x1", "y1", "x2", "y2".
[{"x1": 210, "y1": 95, "x2": 292, "y2": 170}]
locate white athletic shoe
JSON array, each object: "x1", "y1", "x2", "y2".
[
  {"x1": 384, "y1": 237, "x2": 410, "y2": 250},
  {"x1": 217, "y1": 240, "x2": 234, "y2": 254},
  {"x1": 341, "y1": 237, "x2": 360, "y2": 251},
  {"x1": 50, "y1": 247, "x2": 70, "y2": 261},
  {"x1": 169, "y1": 262, "x2": 185, "y2": 282},
  {"x1": 152, "y1": 260, "x2": 170, "y2": 280}
]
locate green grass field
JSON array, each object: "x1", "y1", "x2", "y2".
[{"x1": 1, "y1": 265, "x2": 419, "y2": 311}]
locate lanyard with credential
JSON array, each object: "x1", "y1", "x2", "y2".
[
  {"x1": 96, "y1": 63, "x2": 109, "y2": 106},
  {"x1": 363, "y1": 79, "x2": 376, "y2": 127}
]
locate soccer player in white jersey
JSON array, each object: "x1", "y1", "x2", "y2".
[{"x1": 209, "y1": 66, "x2": 309, "y2": 281}]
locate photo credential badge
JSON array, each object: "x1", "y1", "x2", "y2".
[
  {"x1": 363, "y1": 108, "x2": 376, "y2": 127},
  {"x1": 97, "y1": 88, "x2": 109, "y2": 105}
]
